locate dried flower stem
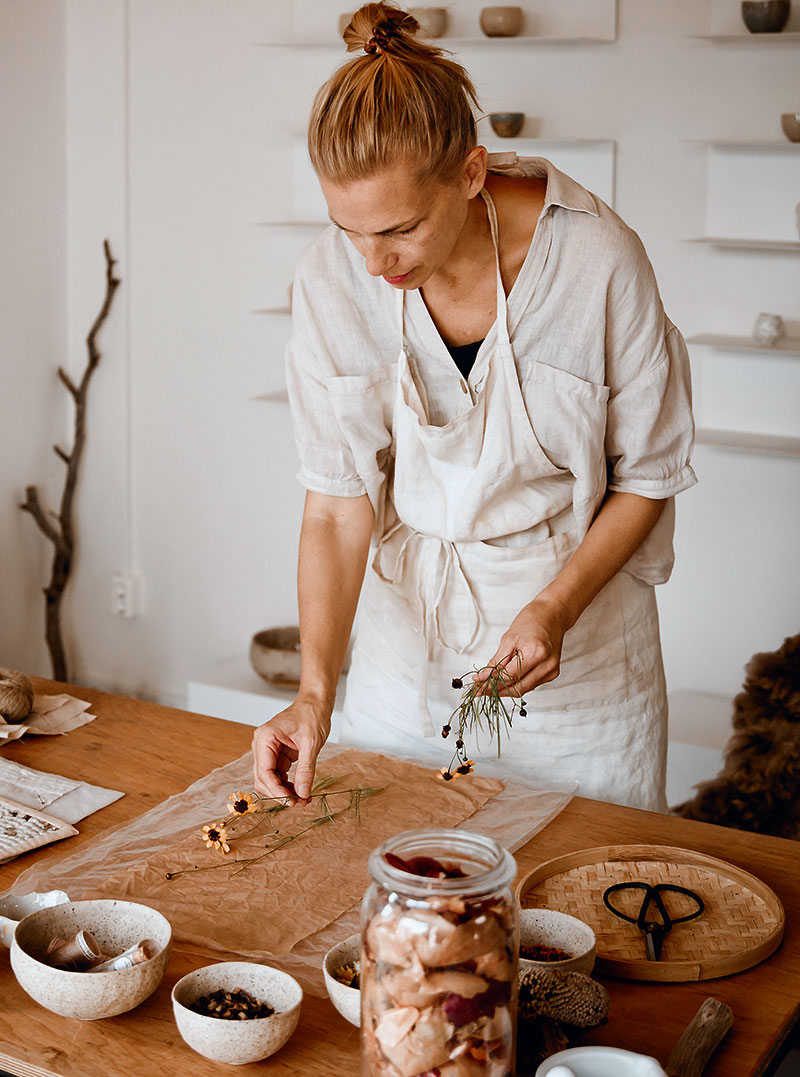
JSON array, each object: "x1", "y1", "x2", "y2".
[{"x1": 441, "y1": 650, "x2": 527, "y2": 778}]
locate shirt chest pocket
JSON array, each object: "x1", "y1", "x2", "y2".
[
  {"x1": 520, "y1": 361, "x2": 609, "y2": 499},
  {"x1": 324, "y1": 363, "x2": 398, "y2": 481}
]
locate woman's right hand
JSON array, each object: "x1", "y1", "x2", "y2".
[{"x1": 252, "y1": 698, "x2": 332, "y2": 805}]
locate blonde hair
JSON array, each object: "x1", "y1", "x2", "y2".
[{"x1": 308, "y1": 2, "x2": 480, "y2": 185}]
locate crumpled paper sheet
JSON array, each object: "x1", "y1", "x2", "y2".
[
  {"x1": 0, "y1": 695, "x2": 96, "y2": 744},
  {"x1": 7, "y1": 744, "x2": 575, "y2": 996}
]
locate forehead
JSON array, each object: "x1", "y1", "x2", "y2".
[{"x1": 320, "y1": 164, "x2": 447, "y2": 234}]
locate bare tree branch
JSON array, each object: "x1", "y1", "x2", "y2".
[{"x1": 19, "y1": 240, "x2": 121, "y2": 681}]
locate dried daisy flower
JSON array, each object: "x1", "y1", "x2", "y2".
[
  {"x1": 227, "y1": 791, "x2": 257, "y2": 816},
  {"x1": 202, "y1": 823, "x2": 230, "y2": 853}
]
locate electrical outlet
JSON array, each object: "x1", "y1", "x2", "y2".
[{"x1": 111, "y1": 571, "x2": 139, "y2": 618}]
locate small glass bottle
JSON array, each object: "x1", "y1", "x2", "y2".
[{"x1": 361, "y1": 828, "x2": 518, "y2": 1076}]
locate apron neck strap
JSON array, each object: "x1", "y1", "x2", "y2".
[{"x1": 479, "y1": 187, "x2": 511, "y2": 348}]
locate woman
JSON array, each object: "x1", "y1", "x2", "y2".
[{"x1": 252, "y1": 3, "x2": 696, "y2": 811}]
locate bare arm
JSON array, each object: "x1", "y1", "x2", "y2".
[
  {"x1": 478, "y1": 491, "x2": 666, "y2": 694},
  {"x1": 252, "y1": 490, "x2": 374, "y2": 800}
]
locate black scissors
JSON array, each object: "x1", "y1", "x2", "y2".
[{"x1": 602, "y1": 882, "x2": 704, "y2": 961}]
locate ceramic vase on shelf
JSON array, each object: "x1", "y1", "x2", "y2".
[
  {"x1": 479, "y1": 6, "x2": 524, "y2": 37},
  {"x1": 410, "y1": 7, "x2": 448, "y2": 37},
  {"x1": 740, "y1": 0, "x2": 791, "y2": 33},
  {"x1": 753, "y1": 313, "x2": 785, "y2": 346}
]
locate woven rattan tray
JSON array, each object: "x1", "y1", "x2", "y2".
[{"x1": 517, "y1": 844, "x2": 785, "y2": 982}]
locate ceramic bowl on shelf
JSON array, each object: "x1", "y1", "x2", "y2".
[
  {"x1": 518, "y1": 908, "x2": 596, "y2": 974},
  {"x1": 780, "y1": 113, "x2": 800, "y2": 142},
  {"x1": 323, "y1": 932, "x2": 361, "y2": 1026},
  {"x1": 741, "y1": 0, "x2": 791, "y2": 33},
  {"x1": 410, "y1": 7, "x2": 448, "y2": 37},
  {"x1": 172, "y1": 961, "x2": 302, "y2": 1064},
  {"x1": 250, "y1": 626, "x2": 302, "y2": 688},
  {"x1": 490, "y1": 112, "x2": 525, "y2": 138},
  {"x1": 479, "y1": 6, "x2": 524, "y2": 37},
  {"x1": 11, "y1": 899, "x2": 172, "y2": 1020}
]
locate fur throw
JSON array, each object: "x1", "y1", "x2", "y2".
[{"x1": 673, "y1": 634, "x2": 800, "y2": 840}]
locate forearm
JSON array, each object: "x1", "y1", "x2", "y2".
[
  {"x1": 295, "y1": 490, "x2": 374, "y2": 711},
  {"x1": 534, "y1": 490, "x2": 666, "y2": 630}
]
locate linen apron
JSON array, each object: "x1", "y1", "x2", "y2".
[{"x1": 339, "y1": 191, "x2": 668, "y2": 811}]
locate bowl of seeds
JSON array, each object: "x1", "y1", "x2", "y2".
[
  {"x1": 519, "y1": 909, "x2": 596, "y2": 975},
  {"x1": 172, "y1": 961, "x2": 302, "y2": 1064},
  {"x1": 323, "y1": 933, "x2": 361, "y2": 1026}
]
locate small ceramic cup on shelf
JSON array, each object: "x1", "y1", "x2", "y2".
[
  {"x1": 781, "y1": 113, "x2": 800, "y2": 142},
  {"x1": 409, "y1": 7, "x2": 448, "y2": 37},
  {"x1": 753, "y1": 313, "x2": 785, "y2": 346},
  {"x1": 740, "y1": 0, "x2": 791, "y2": 33},
  {"x1": 479, "y1": 6, "x2": 524, "y2": 37},
  {"x1": 489, "y1": 112, "x2": 525, "y2": 138}
]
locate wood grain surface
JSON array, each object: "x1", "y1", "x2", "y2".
[{"x1": 0, "y1": 679, "x2": 797, "y2": 1076}]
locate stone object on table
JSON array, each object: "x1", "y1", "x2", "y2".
[
  {"x1": 753, "y1": 312, "x2": 785, "y2": 346},
  {"x1": 480, "y1": 6, "x2": 524, "y2": 37},
  {"x1": 172, "y1": 961, "x2": 302, "y2": 1064},
  {"x1": 780, "y1": 112, "x2": 800, "y2": 142},
  {"x1": 490, "y1": 112, "x2": 525, "y2": 137},
  {"x1": 11, "y1": 898, "x2": 172, "y2": 1020},
  {"x1": 410, "y1": 7, "x2": 448, "y2": 37},
  {"x1": 740, "y1": 0, "x2": 791, "y2": 33}
]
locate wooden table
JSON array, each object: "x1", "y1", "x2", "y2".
[{"x1": 0, "y1": 680, "x2": 797, "y2": 1077}]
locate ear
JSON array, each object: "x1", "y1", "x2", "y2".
[{"x1": 464, "y1": 146, "x2": 488, "y2": 198}]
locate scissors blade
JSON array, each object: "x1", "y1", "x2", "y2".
[{"x1": 644, "y1": 923, "x2": 665, "y2": 961}]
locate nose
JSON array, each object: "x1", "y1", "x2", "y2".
[{"x1": 363, "y1": 239, "x2": 398, "y2": 278}]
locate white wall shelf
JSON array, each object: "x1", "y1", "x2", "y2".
[
  {"x1": 696, "y1": 428, "x2": 800, "y2": 456},
  {"x1": 258, "y1": 34, "x2": 616, "y2": 48},
  {"x1": 687, "y1": 334, "x2": 800, "y2": 356},
  {"x1": 688, "y1": 32, "x2": 800, "y2": 42},
  {"x1": 252, "y1": 391, "x2": 289, "y2": 403},
  {"x1": 687, "y1": 237, "x2": 800, "y2": 252},
  {"x1": 253, "y1": 306, "x2": 291, "y2": 315},
  {"x1": 685, "y1": 140, "x2": 800, "y2": 151}
]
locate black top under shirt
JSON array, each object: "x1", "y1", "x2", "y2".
[{"x1": 445, "y1": 339, "x2": 484, "y2": 380}]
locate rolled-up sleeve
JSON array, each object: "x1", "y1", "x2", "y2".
[{"x1": 603, "y1": 230, "x2": 697, "y2": 499}]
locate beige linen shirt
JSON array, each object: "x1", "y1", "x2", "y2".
[{"x1": 285, "y1": 155, "x2": 696, "y2": 584}]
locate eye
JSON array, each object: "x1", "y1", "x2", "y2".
[{"x1": 396, "y1": 225, "x2": 418, "y2": 236}]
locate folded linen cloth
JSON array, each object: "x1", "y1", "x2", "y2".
[
  {"x1": 0, "y1": 694, "x2": 97, "y2": 744},
  {"x1": 0, "y1": 757, "x2": 122, "y2": 825}
]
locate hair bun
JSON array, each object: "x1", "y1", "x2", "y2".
[{"x1": 343, "y1": 3, "x2": 419, "y2": 55}]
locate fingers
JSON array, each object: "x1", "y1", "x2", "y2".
[{"x1": 252, "y1": 730, "x2": 299, "y2": 803}]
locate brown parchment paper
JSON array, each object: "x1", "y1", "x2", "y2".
[{"x1": 7, "y1": 745, "x2": 575, "y2": 995}]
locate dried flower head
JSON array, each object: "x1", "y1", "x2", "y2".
[
  {"x1": 227, "y1": 791, "x2": 257, "y2": 816},
  {"x1": 202, "y1": 823, "x2": 231, "y2": 853},
  {"x1": 438, "y1": 767, "x2": 457, "y2": 782},
  {"x1": 455, "y1": 760, "x2": 475, "y2": 776}
]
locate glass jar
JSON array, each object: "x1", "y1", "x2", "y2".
[{"x1": 361, "y1": 828, "x2": 518, "y2": 1077}]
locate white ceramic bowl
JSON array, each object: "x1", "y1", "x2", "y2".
[
  {"x1": 536, "y1": 1045, "x2": 667, "y2": 1076},
  {"x1": 323, "y1": 932, "x2": 361, "y2": 1027},
  {"x1": 519, "y1": 908, "x2": 596, "y2": 974},
  {"x1": 11, "y1": 899, "x2": 172, "y2": 1020},
  {"x1": 0, "y1": 890, "x2": 69, "y2": 948},
  {"x1": 172, "y1": 961, "x2": 302, "y2": 1065}
]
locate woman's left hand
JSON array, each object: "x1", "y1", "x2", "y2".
[{"x1": 474, "y1": 596, "x2": 572, "y2": 697}]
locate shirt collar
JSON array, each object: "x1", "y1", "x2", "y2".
[{"x1": 486, "y1": 153, "x2": 600, "y2": 217}]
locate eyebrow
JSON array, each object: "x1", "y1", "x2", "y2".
[{"x1": 329, "y1": 215, "x2": 423, "y2": 235}]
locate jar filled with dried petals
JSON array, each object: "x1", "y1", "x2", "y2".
[{"x1": 361, "y1": 828, "x2": 518, "y2": 1076}]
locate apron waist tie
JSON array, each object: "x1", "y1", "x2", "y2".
[{"x1": 373, "y1": 525, "x2": 481, "y2": 737}]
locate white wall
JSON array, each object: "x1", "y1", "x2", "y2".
[
  {"x1": 2, "y1": 1, "x2": 799, "y2": 732},
  {"x1": 0, "y1": 1, "x2": 67, "y2": 674}
]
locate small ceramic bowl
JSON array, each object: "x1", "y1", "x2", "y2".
[
  {"x1": 490, "y1": 112, "x2": 525, "y2": 138},
  {"x1": 519, "y1": 908, "x2": 596, "y2": 974},
  {"x1": 250, "y1": 626, "x2": 302, "y2": 687},
  {"x1": 536, "y1": 1045, "x2": 668, "y2": 1076},
  {"x1": 780, "y1": 113, "x2": 800, "y2": 142},
  {"x1": 11, "y1": 899, "x2": 172, "y2": 1020},
  {"x1": 410, "y1": 7, "x2": 448, "y2": 37},
  {"x1": 741, "y1": 0, "x2": 790, "y2": 33},
  {"x1": 480, "y1": 5, "x2": 524, "y2": 37},
  {"x1": 323, "y1": 932, "x2": 361, "y2": 1027},
  {"x1": 172, "y1": 961, "x2": 302, "y2": 1065},
  {"x1": 0, "y1": 890, "x2": 69, "y2": 948}
]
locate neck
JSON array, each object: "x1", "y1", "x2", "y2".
[{"x1": 427, "y1": 190, "x2": 493, "y2": 293}]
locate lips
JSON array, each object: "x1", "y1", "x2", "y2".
[{"x1": 383, "y1": 271, "x2": 411, "y2": 285}]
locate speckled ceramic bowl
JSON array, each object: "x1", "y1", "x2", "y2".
[
  {"x1": 323, "y1": 933, "x2": 361, "y2": 1027},
  {"x1": 0, "y1": 890, "x2": 69, "y2": 948},
  {"x1": 11, "y1": 899, "x2": 172, "y2": 1020},
  {"x1": 172, "y1": 961, "x2": 302, "y2": 1064},
  {"x1": 519, "y1": 908, "x2": 596, "y2": 974}
]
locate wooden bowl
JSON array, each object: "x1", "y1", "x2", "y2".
[{"x1": 250, "y1": 626, "x2": 302, "y2": 688}]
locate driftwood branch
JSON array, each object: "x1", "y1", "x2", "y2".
[{"x1": 18, "y1": 239, "x2": 121, "y2": 681}]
